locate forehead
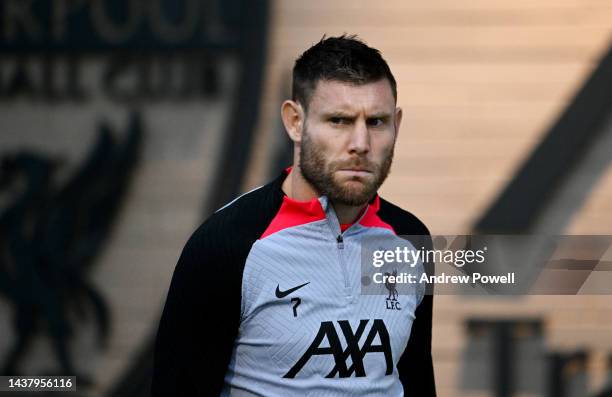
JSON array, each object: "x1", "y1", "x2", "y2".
[{"x1": 307, "y1": 79, "x2": 396, "y2": 114}]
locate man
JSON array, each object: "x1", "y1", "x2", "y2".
[{"x1": 152, "y1": 35, "x2": 436, "y2": 396}]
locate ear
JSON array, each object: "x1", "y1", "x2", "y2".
[
  {"x1": 394, "y1": 106, "x2": 403, "y2": 139},
  {"x1": 281, "y1": 100, "x2": 305, "y2": 143}
]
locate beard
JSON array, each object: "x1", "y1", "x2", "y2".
[{"x1": 299, "y1": 127, "x2": 394, "y2": 206}]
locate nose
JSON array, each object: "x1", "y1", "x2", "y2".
[{"x1": 347, "y1": 119, "x2": 371, "y2": 155}]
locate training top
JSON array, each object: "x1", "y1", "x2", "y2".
[{"x1": 151, "y1": 167, "x2": 436, "y2": 396}]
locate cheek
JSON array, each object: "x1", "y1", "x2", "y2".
[
  {"x1": 308, "y1": 131, "x2": 346, "y2": 158},
  {"x1": 371, "y1": 134, "x2": 395, "y2": 156}
]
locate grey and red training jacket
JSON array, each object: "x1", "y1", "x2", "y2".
[{"x1": 152, "y1": 167, "x2": 436, "y2": 396}]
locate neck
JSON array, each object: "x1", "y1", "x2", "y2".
[
  {"x1": 332, "y1": 202, "x2": 368, "y2": 225},
  {"x1": 281, "y1": 165, "x2": 369, "y2": 224}
]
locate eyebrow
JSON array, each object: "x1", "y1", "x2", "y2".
[
  {"x1": 321, "y1": 111, "x2": 392, "y2": 119},
  {"x1": 367, "y1": 113, "x2": 392, "y2": 120}
]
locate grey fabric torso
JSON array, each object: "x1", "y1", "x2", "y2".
[{"x1": 221, "y1": 196, "x2": 424, "y2": 397}]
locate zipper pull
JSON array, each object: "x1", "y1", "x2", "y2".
[{"x1": 336, "y1": 234, "x2": 344, "y2": 249}]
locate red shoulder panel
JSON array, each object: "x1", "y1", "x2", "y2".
[{"x1": 260, "y1": 195, "x2": 326, "y2": 239}]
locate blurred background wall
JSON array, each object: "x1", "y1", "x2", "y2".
[{"x1": 1, "y1": 1, "x2": 611, "y2": 396}]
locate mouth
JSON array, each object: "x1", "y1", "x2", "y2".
[{"x1": 337, "y1": 168, "x2": 373, "y2": 177}]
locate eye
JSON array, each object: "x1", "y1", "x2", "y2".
[
  {"x1": 367, "y1": 118, "x2": 386, "y2": 127},
  {"x1": 329, "y1": 117, "x2": 350, "y2": 125}
]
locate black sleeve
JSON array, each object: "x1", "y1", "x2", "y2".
[
  {"x1": 151, "y1": 220, "x2": 243, "y2": 396},
  {"x1": 397, "y1": 294, "x2": 436, "y2": 396}
]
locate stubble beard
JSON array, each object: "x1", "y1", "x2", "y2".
[{"x1": 299, "y1": 127, "x2": 394, "y2": 206}]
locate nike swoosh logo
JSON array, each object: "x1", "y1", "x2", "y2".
[{"x1": 275, "y1": 282, "x2": 310, "y2": 298}]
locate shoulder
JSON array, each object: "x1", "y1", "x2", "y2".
[
  {"x1": 211, "y1": 180, "x2": 283, "y2": 238},
  {"x1": 376, "y1": 196, "x2": 431, "y2": 237},
  {"x1": 182, "y1": 180, "x2": 284, "y2": 264}
]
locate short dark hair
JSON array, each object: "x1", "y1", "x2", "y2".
[{"x1": 292, "y1": 34, "x2": 397, "y2": 111}]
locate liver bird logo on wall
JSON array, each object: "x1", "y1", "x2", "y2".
[{"x1": 0, "y1": 113, "x2": 143, "y2": 382}]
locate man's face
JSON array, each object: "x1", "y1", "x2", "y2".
[{"x1": 298, "y1": 79, "x2": 399, "y2": 206}]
